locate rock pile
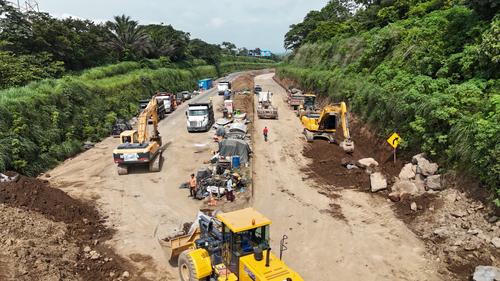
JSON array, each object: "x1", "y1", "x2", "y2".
[
  {"x1": 388, "y1": 153, "x2": 443, "y2": 202},
  {"x1": 356, "y1": 153, "x2": 443, "y2": 201}
]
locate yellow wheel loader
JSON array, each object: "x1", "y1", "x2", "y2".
[
  {"x1": 112, "y1": 95, "x2": 163, "y2": 175},
  {"x1": 160, "y1": 208, "x2": 304, "y2": 281},
  {"x1": 301, "y1": 102, "x2": 355, "y2": 153}
]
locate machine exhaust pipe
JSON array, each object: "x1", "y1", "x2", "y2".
[{"x1": 265, "y1": 248, "x2": 271, "y2": 267}]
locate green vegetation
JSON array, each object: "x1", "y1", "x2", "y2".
[
  {"x1": 0, "y1": 58, "x2": 272, "y2": 176},
  {"x1": 0, "y1": 0, "x2": 276, "y2": 176},
  {"x1": 279, "y1": 0, "x2": 499, "y2": 200}
]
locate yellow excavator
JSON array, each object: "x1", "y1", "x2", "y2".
[
  {"x1": 159, "y1": 208, "x2": 304, "y2": 281},
  {"x1": 301, "y1": 102, "x2": 355, "y2": 153},
  {"x1": 112, "y1": 95, "x2": 163, "y2": 175}
]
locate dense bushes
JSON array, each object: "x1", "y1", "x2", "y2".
[
  {"x1": 278, "y1": 6, "x2": 499, "y2": 200},
  {"x1": 0, "y1": 60, "x2": 273, "y2": 176}
]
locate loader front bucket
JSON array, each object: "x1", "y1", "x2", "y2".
[{"x1": 158, "y1": 228, "x2": 200, "y2": 260}]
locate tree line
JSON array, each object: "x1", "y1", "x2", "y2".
[{"x1": 0, "y1": 0, "x2": 275, "y2": 89}]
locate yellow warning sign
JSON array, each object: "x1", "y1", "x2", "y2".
[{"x1": 387, "y1": 133, "x2": 401, "y2": 149}]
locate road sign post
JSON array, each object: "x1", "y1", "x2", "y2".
[{"x1": 387, "y1": 133, "x2": 401, "y2": 164}]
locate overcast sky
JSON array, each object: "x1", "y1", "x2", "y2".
[{"x1": 35, "y1": 0, "x2": 328, "y2": 53}]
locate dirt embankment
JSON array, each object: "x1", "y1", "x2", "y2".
[{"x1": 0, "y1": 175, "x2": 145, "y2": 281}]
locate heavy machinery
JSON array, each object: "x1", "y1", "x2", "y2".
[
  {"x1": 297, "y1": 92, "x2": 317, "y2": 117},
  {"x1": 159, "y1": 208, "x2": 304, "y2": 281},
  {"x1": 112, "y1": 96, "x2": 163, "y2": 175},
  {"x1": 257, "y1": 91, "x2": 278, "y2": 119},
  {"x1": 155, "y1": 91, "x2": 177, "y2": 113},
  {"x1": 285, "y1": 88, "x2": 305, "y2": 111},
  {"x1": 301, "y1": 102, "x2": 355, "y2": 153}
]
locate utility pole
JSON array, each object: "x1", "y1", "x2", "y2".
[{"x1": 9, "y1": 0, "x2": 39, "y2": 12}]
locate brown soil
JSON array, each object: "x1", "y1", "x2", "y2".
[
  {"x1": 302, "y1": 118, "x2": 406, "y2": 191},
  {"x1": 0, "y1": 175, "x2": 145, "y2": 281},
  {"x1": 231, "y1": 74, "x2": 254, "y2": 92}
]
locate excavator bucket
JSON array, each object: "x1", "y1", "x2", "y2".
[{"x1": 340, "y1": 139, "x2": 355, "y2": 153}]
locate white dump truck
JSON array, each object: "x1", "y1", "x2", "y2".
[{"x1": 257, "y1": 91, "x2": 278, "y2": 119}]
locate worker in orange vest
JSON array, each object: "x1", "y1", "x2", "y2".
[{"x1": 263, "y1": 126, "x2": 269, "y2": 142}]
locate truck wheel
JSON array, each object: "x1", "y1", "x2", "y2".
[
  {"x1": 117, "y1": 165, "x2": 128, "y2": 175},
  {"x1": 178, "y1": 250, "x2": 199, "y2": 281}
]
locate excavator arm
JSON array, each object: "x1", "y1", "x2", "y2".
[
  {"x1": 137, "y1": 96, "x2": 159, "y2": 143},
  {"x1": 339, "y1": 102, "x2": 354, "y2": 153}
]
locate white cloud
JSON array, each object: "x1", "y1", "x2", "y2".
[
  {"x1": 38, "y1": 0, "x2": 329, "y2": 52},
  {"x1": 208, "y1": 17, "x2": 225, "y2": 28}
]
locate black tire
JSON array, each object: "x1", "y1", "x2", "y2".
[{"x1": 178, "y1": 250, "x2": 199, "y2": 281}]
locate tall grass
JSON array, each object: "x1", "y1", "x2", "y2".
[{"x1": 0, "y1": 60, "x2": 274, "y2": 176}]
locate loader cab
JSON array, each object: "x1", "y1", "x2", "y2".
[
  {"x1": 120, "y1": 130, "x2": 139, "y2": 144},
  {"x1": 217, "y1": 208, "x2": 272, "y2": 275},
  {"x1": 320, "y1": 112, "x2": 338, "y2": 130},
  {"x1": 303, "y1": 94, "x2": 316, "y2": 110}
]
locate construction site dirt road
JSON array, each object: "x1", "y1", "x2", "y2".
[{"x1": 42, "y1": 71, "x2": 442, "y2": 280}]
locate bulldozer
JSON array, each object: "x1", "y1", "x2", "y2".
[
  {"x1": 159, "y1": 208, "x2": 304, "y2": 281},
  {"x1": 112, "y1": 95, "x2": 163, "y2": 175},
  {"x1": 301, "y1": 102, "x2": 355, "y2": 153}
]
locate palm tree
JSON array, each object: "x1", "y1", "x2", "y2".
[{"x1": 107, "y1": 15, "x2": 150, "y2": 59}]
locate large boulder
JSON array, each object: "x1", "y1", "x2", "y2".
[
  {"x1": 370, "y1": 172, "x2": 387, "y2": 192},
  {"x1": 399, "y1": 163, "x2": 416, "y2": 180},
  {"x1": 412, "y1": 174, "x2": 426, "y2": 193},
  {"x1": 473, "y1": 266, "x2": 500, "y2": 281},
  {"x1": 357, "y1": 158, "x2": 379, "y2": 169},
  {"x1": 392, "y1": 180, "x2": 419, "y2": 195},
  {"x1": 388, "y1": 180, "x2": 419, "y2": 201},
  {"x1": 412, "y1": 154, "x2": 438, "y2": 176},
  {"x1": 425, "y1": 175, "x2": 443, "y2": 191}
]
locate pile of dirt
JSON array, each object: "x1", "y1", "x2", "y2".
[
  {"x1": 232, "y1": 74, "x2": 255, "y2": 132},
  {"x1": 302, "y1": 118, "x2": 406, "y2": 191},
  {"x1": 231, "y1": 74, "x2": 254, "y2": 91},
  {"x1": 0, "y1": 175, "x2": 144, "y2": 281}
]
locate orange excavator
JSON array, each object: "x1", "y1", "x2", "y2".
[{"x1": 112, "y1": 95, "x2": 163, "y2": 175}]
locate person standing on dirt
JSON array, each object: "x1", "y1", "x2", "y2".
[
  {"x1": 226, "y1": 175, "x2": 235, "y2": 202},
  {"x1": 263, "y1": 126, "x2": 269, "y2": 142},
  {"x1": 189, "y1": 174, "x2": 197, "y2": 198}
]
